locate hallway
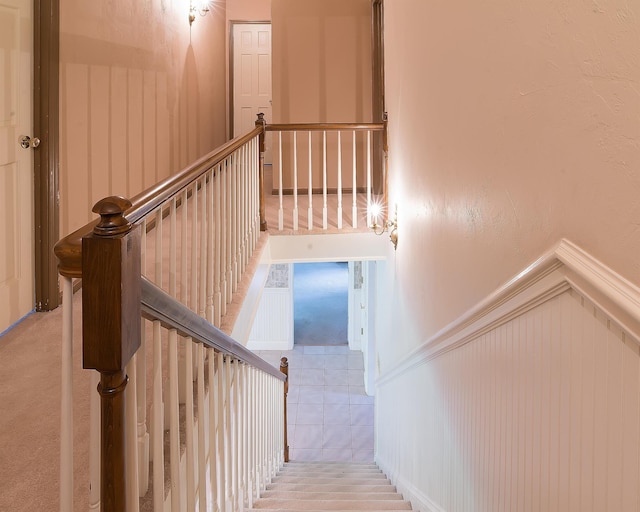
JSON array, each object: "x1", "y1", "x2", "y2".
[{"x1": 255, "y1": 346, "x2": 374, "y2": 462}]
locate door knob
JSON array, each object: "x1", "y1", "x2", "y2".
[{"x1": 19, "y1": 135, "x2": 40, "y2": 149}]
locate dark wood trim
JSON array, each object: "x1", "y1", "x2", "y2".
[
  {"x1": 372, "y1": 0, "x2": 385, "y2": 195},
  {"x1": 34, "y1": 0, "x2": 60, "y2": 311},
  {"x1": 54, "y1": 125, "x2": 264, "y2": 278},
  {"x1": 265, "y1": 122, "x2": 384, "y2": 132},
  {"x1": 140, "y1": 277, "x2": 286, "y2": 382}
]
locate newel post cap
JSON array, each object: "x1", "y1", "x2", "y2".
[{"x1": 92, "y1": 196, "x2": 133, "y2": 236}]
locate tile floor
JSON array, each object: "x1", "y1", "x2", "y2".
[{"x1": 255, "y1": 344, "x2": 374, "y2": 462}]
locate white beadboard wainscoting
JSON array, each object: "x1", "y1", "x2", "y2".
[{"x1": 376, "y1": 239, "x2": 640, "y2": 512}]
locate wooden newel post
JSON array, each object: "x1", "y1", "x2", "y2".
[
  {"x1": 280, "y1": 357, "x2": 289, "y2": 462},
  {"x1": 256, "y1": 112, "x2": 268, "y2": 231},
  {"x1": 82, "y1": 196, "x2": 141, "y2": 512}
]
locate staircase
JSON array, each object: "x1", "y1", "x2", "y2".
[{"x1": 249, "y1": 462, "x2": 412, "y2": 511}]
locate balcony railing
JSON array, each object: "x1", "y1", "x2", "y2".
[{"x1": 54, "y1": 115, "x2": 386, "y2": 512}]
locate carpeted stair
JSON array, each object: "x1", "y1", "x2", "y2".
[{"x1": 249, "y1": 461, "x2": 412, "y2": 511}]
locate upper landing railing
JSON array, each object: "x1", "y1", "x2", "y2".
[{"x1": 53, "y1": 115, "x2": 387, "y2": 512}]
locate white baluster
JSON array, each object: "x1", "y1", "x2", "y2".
[
  {"x1": 207, "y1": 171, "x2": 215, "y2": 324},
  {"x1": 226, "y1": 159, "x2": 234, "y2": 307},
  {"x1": 217, "y1": 352, "x2": 226, "y2": 512},
  {"x1": 60, "y1": 276, "x2": 74, "y2": 512},
  {"x1": 214, "y1": 167, "x2": 222, "y2": 327},
  {"x1": 197, "y1": 344, "x2": 207, "y2": 512},
  {"x1": 221, "y1": 163, "x2": 228, "y2": 314},
  {"x1": 169, "y1": 329, "x2": 181, "y2": 511},
  {"x1": 307, "y1": 131, "x2": 313, "y2": 230},
  {"x1": 152, "y1": 320, "x2": 164, "y2": 512},
  {"x1": 138, "y1": 220, "x2": 150, "y2": 496},
  {"x1": 278, "y1": 132, "x2": 284, "y2": 230},
  {"x1": 200, "y1": 177, "x2": 207, "y2": 319},
  {"x1": 191, "y1": 183, "x2": 199, "y2": 315},
  {"x1": 185, "y1": 339, "x2": 196, "y2": 512},
  {"x1": 293, "y1": 131, "x2": 298, "y2": 230},
  {"x1": 337, "y1": 130, "x2": 343, "y2": 229},
  {"x1": 170, "y1": 197, "x2": 177, "y2": 298},
  {"x1": 89, "y1": 371, "x2": 100, "y2": 511},
  {"x1": 155, "y1": 208, "x2": 163, "y2": 290},
  {"x1": 230, "y1": 157, "x2": 238, "y2": 295},
  {"x1": 126, "y1": 355, "x2": 140, "y2": 512},
  {"x1": 207, "y1": 349, "x2": 218, "y2": 511},
  {"x1": 352, "y1": 131, "x2": 357, "y2": 228},
  {"x1": 367, "y1": 130, "x2": 372, "y2": 226},
  {"x1": 322, "y1": 131, "x2": 328, "y2": 229},
  {"x1": 225, "y1": 356, "x2": 232, "y2": 508}
]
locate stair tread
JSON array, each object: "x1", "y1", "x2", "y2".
[
  {"x1": 272, "y1": 477, "x2": 391, "y2": 484},
  {"x1": 266, "y1": 484, "x2": 397, "y2": 493},
  {"x1": 261, "y1": 491, "x2": 403, "y2": 500},
  {"x1": 251, "y1": 500, "x2": 412, "y2": 510}
]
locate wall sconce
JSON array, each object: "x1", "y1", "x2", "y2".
[
  {"x1": 189, "y1": 0, "x2": 211, "y2": 25},
  {"x1": 370, "y1": 203, "x2": 398, "y2": 250}
]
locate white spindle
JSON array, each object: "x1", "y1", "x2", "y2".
[
  {"x1": 226, "y1": 158, "x2": 234, "y2": 307},
  {"x1": 337, "y1": 130, "x2": 343, "y2": 229},
  {"x1": 199, "y1": 178, "x2": 207, "y2": 319},
  {"x1": 220, "y1": 164, "x2": 228, "y2": 316},
  {"x1": 169, "y1": 329, "x2": 181, "y2": 511},
  {"x1": 308, "y1": 131, "x2": 313, "y2": 230},
  {"x1": 225, "y1": 356, "x2": 232, "y2": 506},
  {"x1": 138, "y1": 220, "x2": 149, "y2": 496},
  {"x1": 214, "y1": 166, "x2": 222, "y2": 327},
  {"x1": 278, "y1": 132, "x2": 284, "y2": 230},
  {"x1": 366, "y1": 130, "x2": 372, "y2": 227},
  {"x1": 231, "y1": 157, "x2": 238, "y2": 295},
  {"x1": 293, "y1": 131, "x2": 299, "y2": 230},
  {"x1": 155, "y1": 208, "x2": 163, "y2": 289},
  {"x1": 190, "y1": 184, "x2": 198, "y2": 314},
  {"x1": 152, "y1": 320, "x2": 164, "y2": 512},
  {"x1": 248, "y1": 367, "x2": 255, "y2": 509},
  {"x1": 169, "y1": 197, "x2": 177, "y2": 298},
  {"x1": 125, "y1": 355, "x2": 140, "y2": 512},
  {"x1": 185, "y1": 339, "x2": 196, "y2": 512},
  {"x1": 352, "y1": 130, "x2": 357, "y2": 228},
  {"x1": 197, "y1": 344, "x2": 207, "y2": 512},
  {"x1": 322, "y1": 131, "x2": 328, "y2": 229},
  {"x1": 217, "y1": 352, "x2": 226, "y2": 512},
  {"x1": 231, "y1": 361, "x2": 239, "y2": 508},
  {"x1": 89, "y1": 371, "x2": 100, "y2": 511},
  {"x1": 207, "y1": 172, "x2": 215, "y2": 324},
  {"x1": 60, "y1": 276, "x2": 74, "y2": 512},
  {"x1": 207, "y1": 348, "x2": 218, "y2": 511}
]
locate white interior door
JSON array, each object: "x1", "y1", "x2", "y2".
[
  {"x1": 233, "y1": 23, "x2": 272, "y2": 162},
  {"x1": 0, "y1": 0, "x2": 34, "y2": 332}
]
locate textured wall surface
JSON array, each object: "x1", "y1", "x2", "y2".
[
  {"x1": 60, "y1": 0, "x2": 228, "y2": 236},
  {"x1": 380, "y1": 0, "x2": 640, "y2": 365}
]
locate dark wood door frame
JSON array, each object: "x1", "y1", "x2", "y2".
[
  {"x1": 33, "y1": 0, "x2": 60, "y2": 311},
  {"x1": 372, "y1": 0, "x2": 385, "y2": 194}
]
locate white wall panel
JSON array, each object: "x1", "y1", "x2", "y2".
[{"x1": 377, "y1": 273, "x2": 640, "y2": 512}]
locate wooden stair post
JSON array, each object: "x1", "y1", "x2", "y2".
[
  {"x1": 256, "y1": 112, "x2": 268, "y2": 231},
  {"x1": 82, "y1": 196, "x2": 141, "y2": 512},
  {"x1": 280, "y1": 357, "x2": 289, "y2": 462}
]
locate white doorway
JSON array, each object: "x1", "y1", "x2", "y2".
[
  {"x1": 0, "y1": 0, "x2": 34, "y2": 333},
  {"x1": 232, "y1": 22, "x2": 272, "y2": 162}
]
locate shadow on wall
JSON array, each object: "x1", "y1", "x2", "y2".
[{"x1": 293, "y1": 262, "x2": 348, "y2": 346}]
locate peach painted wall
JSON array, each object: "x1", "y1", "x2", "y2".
[
  {"x1": 59, "y1": 0, "x2": 228, "y2": 237},
  {"x1": 227, "y1": 0, "x2": 271, "y2": 21},
  {"x1": 271, "y1": 0, "x2": 372, "y2": 124},
  {"x1": 380, "y1": 0, "x2": 640, "y2": 363},
  {"x1": 270, "y1": 0, "x2": 373, "y2": 189}
]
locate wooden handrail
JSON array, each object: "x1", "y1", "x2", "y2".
[
  {"x1": 265, "y1": 122, "x2": 385, "y2": 132},
  {"x1": 54, "y1": 126, "x2": 264, "y2": 278},
  {"x1": 141, "y1": 276, "x2": 286, "y2": 382}
]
